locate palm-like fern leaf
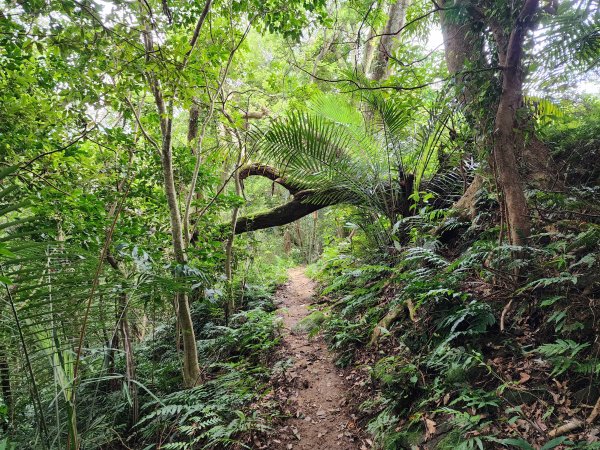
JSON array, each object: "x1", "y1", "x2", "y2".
[
  {"x1": 0, "y1": 167, "x2": 209, "y2": 446},
  {"x1": 532, "y1": 1, "x2": 600, "y2": 91}
]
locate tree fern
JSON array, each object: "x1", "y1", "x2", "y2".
[{"x1": 250, "y1": 92, "x2": 459, "y2": 250}]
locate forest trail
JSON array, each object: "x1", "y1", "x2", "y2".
[{"x1": 271, "y1": 267, "x2": 364, "y2": 450}]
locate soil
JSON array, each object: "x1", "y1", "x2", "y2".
[{"x1": 270, "y1": 267, "x2": 366, "y2": 450}]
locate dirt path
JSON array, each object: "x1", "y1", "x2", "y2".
[{"x1": 271, "y1": 267, "x2": 364, "y2": 450}]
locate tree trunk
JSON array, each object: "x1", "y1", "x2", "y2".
[
  {"x1": 493, "y1": 68, "x2": 531, "y2": 245},
  {"x1": 360, "y1": 0, "x2": 381, "y2": 75},
  {"x1": 439, "y1": 3, "x2": 486, "y2": 89},
  {"x1": 160, "y1": 133, "x2": 202, "y2": 387},
  {"x1": 105, "y1": 255, "x2": 137, "y2": 411},
  {"x1": 490, "y1": 0, "x2": 540, "y2": 244},
  {"x1": 139, "y1": 0, "x2": 204, "y2": 390},
  {"x1": 438, "y1": 0, "x2": 546, "y2": 239},
  {"x1": 362, "y1": 27, "x2": 377, "y2": 75},
  {"x1": 311, "y1": 211, "x2": 319, "y2": 262},
  {"x1": 371, "y1": 0, "x2": 410, "y2": 82},
  {"x1": 224, "y1": 132, "x2": 244, "y2": 323},
  {"x1": 283, "y1": 227, "x2": 292, "y2": 254},
  {"x1": 115, "y1": 291, "x2": 138, "y2": 424},
  {"x1": 311, "y1": 29, "x2": 331, "y2": 81},
  {"x1": 188, "y1": 101, "x2": 200, "y2": 144}
]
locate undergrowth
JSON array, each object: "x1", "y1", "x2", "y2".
[
  {"x1": 73, "y1": 279, "x2": 284, "y2": 449},
  {"x1": 309, "y1": 206, "x2": 600, "y2": 448}
]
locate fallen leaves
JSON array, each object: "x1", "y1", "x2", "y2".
[
  {"x1": 519, "y1": 372, "x2": 531, "y2": 384},
  {"x1": 424, "y1": 417, "x2": 437, "y2": 441}
]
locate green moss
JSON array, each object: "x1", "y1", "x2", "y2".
[{"x1": 293, "y1": 310, "x2": 327, "y2": 335}]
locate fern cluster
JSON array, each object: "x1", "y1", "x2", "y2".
[{"x1": 309, "y1": 199, "x2": 600, "y2": 448}]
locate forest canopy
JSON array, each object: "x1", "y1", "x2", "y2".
[{"x1": 1, "y1": 0, "x2": 599, "y2": 448}]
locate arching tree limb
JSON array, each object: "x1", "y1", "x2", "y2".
[
  {"x1": 232, "y1": 164, "x2": 420, "y2": 235},
  {"x1": 235, "y1": 190, "x2": 329, "y2": 234},
  {"x1": 238, "y1": 163, "x2": 302, "y2": 194},
  {"x1": 233, "y1": 164, "x2": 324, "y2": 233}
]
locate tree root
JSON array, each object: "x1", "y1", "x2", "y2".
[
  {"x1": 369, "y1": 300, "x2": 416, "y2": 346},
  {"x1": 587, "y1": 395, "x2": 600, "y2": 425},
  {"x1": 499, "y1": 299, "x2": 513, "y2": 332},
  {"x1": 451, "y1": 175, "x2": 483, "y2": 221}
]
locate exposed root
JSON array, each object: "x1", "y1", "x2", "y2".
[
  {"x1": 499, "y1": 298, "x2": 513, "y2": 332},
  {"x1": 451, "y1": 175, "x2": 484, "y2": 221},
  {"x1": 587, "y1": 395, "x2": 600, "y2": 424},
  {"x1": 369, "y1": 302, "x2": 410, "y2": 346}
]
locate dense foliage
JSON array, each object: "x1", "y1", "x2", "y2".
[{"x1": 0, "y1": 0, "x2": 599, "y2": 448}]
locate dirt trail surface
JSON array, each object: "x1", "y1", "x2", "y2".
[{"x1": 271, "y1": 267, "x2": 364, "y2": 450}]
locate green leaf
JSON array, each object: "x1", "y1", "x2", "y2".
[
  {"x1": 540, "y1": 437, "x2": 573, "y2": 450},
  {"x1": 493, "y1": 437, "x2": 535, "y2": 449}
]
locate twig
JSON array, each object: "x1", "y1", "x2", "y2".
[
  {"x1": 20, "y1": 127, "x2": 93, "y2": 169},
  {"x1": 500, "y1": 298, "x2": 513, "y2": 331},
  {"x1": 365, "y1": 6, "x2": 443, "y2": 42},
  {"x1": 183, "y1": 18, "x2": 253, "y2": 244},
  {"x1": 587, "y1": 395, "x2": 600, "y2": 424},
  {"x1": 295, "y1": 63, "x2": 502, "y2": 93},
  {"x1": 124, "y1": 97, "x2": 160, "y2": 153},
  {"x1": 548, "y1": 419, "x2": 584, "y2": 437},
  {"x1": 548, "y1": 394, "x2": 600, "y2": 437}
]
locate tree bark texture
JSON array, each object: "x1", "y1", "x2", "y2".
[
  {"x1": 490, "y1": 0, "x2": 540, "y2": 244},
  {"x1": 235, "y1": 191, "x2": 326, "y2": 234},
  {"x1": 159, "y1": 133, "x2": 202, "y2": 387},
  {"x1": 232, "y1": 164, "x2": 422, "y2": 234},
  {"x1": 141, "y1": 4, "x2": 204, "y2": 388},
  {"x1": 493, "y1": 67, "x2": 531, "y2": 245},
  {"x1": 439, "y1": 2, "x2": 486, "y2": 106},
  {"x1": 438, "y1": 0, "x2": 547, "y2": 242},
  {"x1": 362, "y1": 27, "x2": 377, "y2": 75}
]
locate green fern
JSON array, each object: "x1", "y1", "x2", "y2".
[
  {"x1": 138, "y1": 368, "x2": 269, "y2": 449},
  {"x1": 537, "y1": 339, "x2": 591, "y2": 376}
]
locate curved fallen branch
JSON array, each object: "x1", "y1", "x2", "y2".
[
  {"x1": 232, "y1": 164, "x2": 418, "y2": 234},
  {"x1": 224, "y1": 163, "x2": 467, "y2": 236}
]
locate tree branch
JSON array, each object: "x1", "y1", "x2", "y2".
[
  {"x1": 506, "y1": 0, "x2": 539, "y2": 69},
  {"x1": 124, "y1": 97, "x2": 160, "y2": 153},
  {"x1": 234, "y1": 191, "x2": 328, "y2": 234},
  {"x1": 238, "y1": 163, "x2": 302, "y2": 194}
]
